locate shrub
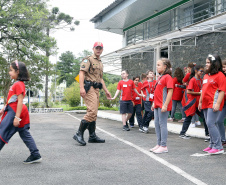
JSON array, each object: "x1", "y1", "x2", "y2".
[
  {"x1": 99, "y1": 82, "x2": 119, "y2": 107},
  {"x1": 64, "y1": 82, "x2": 80, "y2": 107},
  {"x1": 31, "y1": 102, "x2": 39, "y2": 108},
  {"x1": 66, "y1": 106, "x2": 118, "y2": 111}
]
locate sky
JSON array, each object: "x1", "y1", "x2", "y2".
[{"x1": 48, "y1": 0, "x2": 123, "y2": 63}]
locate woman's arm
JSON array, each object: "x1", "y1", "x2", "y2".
[
  {"x1": 100, "y1": 79, "x2": 111, "y2": 99},
  {"x1": 133, "y1": 88, "x2": 143, "y2": 97},
  {"x1": 14, "y1": 94, "x2": 23, "y2": 127},
  {"x1": 110, "y1": 90, "x2": 120, "y2": 100},
  {"x1": 213, "y1": 91, "x2": 224, "y2": 112},
  {"x1": 161, "y1": 88, "x2": 173, "y2": 112},
  {"x1": 187, "y1": 89, "x2": 201, "y2": 96}
]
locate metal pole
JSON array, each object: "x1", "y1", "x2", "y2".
[
  {"x1": 55, "y1": 55, "x2": 57, "y2": 102},
  {"x1": 29, "y1": 89, "x2": 31, "y2": 114},
  {"x1": 81, "y1": 97, "x2": 83, "y2": 106}
]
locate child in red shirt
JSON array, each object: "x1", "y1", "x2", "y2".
[
  {"x1": 150, "y1": 58, "x2": 173, "y2": 154},
  {"x1": 200, "y1": 54, "x2": 226, "y2": 154},
  {"x1": 110, "y1": 70, "x2": 143, "y2": 131},
  {"x1": 0, "y1": 60, "x2": 42, "y2": 164},
  {"x1": 129, "y1": 76, "x2": 143, "y2": 130},
  {"x1": 141, "y1": 70, "x2": 156, "y2": 133},
  {"x1": 179, "y1": 65, "x2": 209, "y2": 139},
  {"x1": 168, "y1": 68, "x2": 185, "y2": 123},
  {"x1": 215, "y1": 59, "x2": 226, "y2": 146},
  {"x1": 140, "y1": 73, "x2": 147, "y2": 117}
]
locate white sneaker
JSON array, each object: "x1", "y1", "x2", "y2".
[
  {"x1": 178, "y1": 118, "x2": 185, "y2": 123},
  {"x1": 167, "y1": 118, "x2": 173, "y2": 122},
  {"x1": 190, "y1": 123, "x2": 196, "y2": 128},
  {"x1": 143, "y1": 127, "x2": 149, "y2": 133},
  {"x1": 195, "y1": 121, "x2": 201, "y2": 126}
]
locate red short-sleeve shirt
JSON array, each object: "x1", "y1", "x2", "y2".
[
  {"x1": 132, "y1": 84, "x2": 142, "y2": 105},
  {"x1": 154, "y1": 74, "x2": 173, "y2": 111},
  {"x1": 183, "y1": 73, "x2": 190, "y2": 83},
  {"x1": 186, "y1": 77, "x2": 202, "y2": 107},
  {"x1": 4, "y1": 81, "x2": 29, "y2": 128},
  {"x1": 172, "y1": 77, "x2": 183, "y2": 101},
  {"x1": 201, "y1": 72, "x2": 226, "y2": 110},
  {"x1": 117, "y1": 79, "x2": 135, "y2": 101},
  {"x1": 141, "y1": 80, "x2": 156, "y2": 102}
]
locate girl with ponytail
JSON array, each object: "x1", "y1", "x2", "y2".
[
  {"x1": 150, "y1": 58, "x2": 173, "y2": 154},
  {"x1": 179, "y1": 65, "x2": 209, "y2": 139}
]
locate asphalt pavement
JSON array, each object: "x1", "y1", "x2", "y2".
[{"x1": 1, "y1": 112, "x2": 226, "y2": 185}]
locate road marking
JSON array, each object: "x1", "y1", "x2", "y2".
[
  {"x1": 191, "y1": 152, "x2": 226, "y2": 157},
  {"x1": 67, "y1": 113, "x2": 207, "y2": 185}
]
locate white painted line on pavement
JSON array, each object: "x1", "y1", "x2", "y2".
[
  {"x1": 191, "y1": 152, "x2": 226, "y2": 157},
  {"x1": 67, "y1": 113, "x2": 207, "y2": 185}
]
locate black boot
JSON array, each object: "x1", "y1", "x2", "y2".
[
  {"x1": 88, "y1": 121, "x2": 105, "y2": 143},
  {"x1": 73, "y1": 120, "x2": 89, "y2": 146}
]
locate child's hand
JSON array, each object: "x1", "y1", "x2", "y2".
[
  {"x1": 161, "y1": 105, "x2": 167, "y2": 112},
  {"x1": 213, "y1": 103, "x2": 220, "y2": 112},
  {"x1": 13, "y1": 118, "x2": 20, "y2": 127},
  {"x1": 0, "y1": 110, "x2": 3, "y2": 117},
  {"x1": 151, "y1": 104, "x2": 154, "y2": 111},
  {"x1": 108, "y1": 97, "x2": 115, "y2": 100},
  {"x1": 198, "y1": 102, "x2": 202, "y2": 111},
  {"x1": 143, "y1": 95, "x2": 146, "y2": 98},
  {"x1": 105, "y1": 91, "x2": 112, "y2": 99}
]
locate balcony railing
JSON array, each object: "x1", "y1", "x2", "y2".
[{"x1": 126, "y1": 0, "x2": 226, "y2": 45}]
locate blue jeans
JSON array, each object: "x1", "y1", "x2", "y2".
[
  {"x1": 203, "y1": 108, "x2": 223, "y2": 150},
  {"x1": 154, "y1": 108, "x2": 169, "y2": 147},
  {"x1": 171, "y1": 100, "x2": 186, "y2": 119},
  {"x1": 142, "y1": 101, "x2": 154, "y2": 128},
  {"x1": 0, "y1": 124, "x2": 40, "y2": 156},
  {"x1": 216, "y1": 103, "x2": 226, "y2": 141},
  {"x1": 129, "y1": 104, "x2": 143, "y2": 128},
  {"x1": 180, "y1": 108, "x2": 208, "y2": 136}
]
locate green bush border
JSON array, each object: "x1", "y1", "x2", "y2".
[{"x1": 66, "y1": 106, "x2": 118, "y2": 111}]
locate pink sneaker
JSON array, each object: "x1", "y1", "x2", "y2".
[
  {"x1": 150, "y1": 145, "x2": 160, "y2": 152},
  {"x1": 203, "y1": 147, "x2": 212, "y2": 152},
  {"x1": 208, "y1": 149, "x2": 224, "y2": 155},
  {"x1": 153, "y1": 146, "x2": 168, "y2": 154}
]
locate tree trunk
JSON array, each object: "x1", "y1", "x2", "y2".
[{"x1": 45, "y1": 27, "x2": 50, "y2": 107}]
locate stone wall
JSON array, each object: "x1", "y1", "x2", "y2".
[
  {"x1": 170, "y1": 32, "x2": 226, "y2": 70},
  {"x1": 121, "y1": 52, "x2": 154, "y2": 79}
]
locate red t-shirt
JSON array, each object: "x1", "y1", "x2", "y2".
[
  {"x1": 4, "y1": 81, "x2": 29, "y2": 128},
  {"x1": 132, "y1": 84, "x2": 142, "y2": 105},
  {"x1": 172, "y1": 77, "x2": 183, "y2": 101},
  {"x1": 154, "y1": 74, "x2": 173, "y2": 111},
  {"x1": 202, "y1": 72, "x2": 226, "y2": 110},
  {"x1": 183, "y1": 73, "x2": 190, "y2": 83},
  {"x1": 141, "y1": 80, "x2": 156, "y2": 102},
  {"x1": 6, "y1": 81, "x2": 26, "y2": 110},
  {"x1": 187, "y1": 77, "x2": 202, "y2": 107},
  {"x1": 117, "y1": 79, "x2": 135, "y2": 101}
]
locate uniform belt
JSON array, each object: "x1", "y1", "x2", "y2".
[{"x1": 84, "y1": 80, "x2": 102, "y2": 89}]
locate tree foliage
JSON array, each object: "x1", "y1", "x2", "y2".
[
  {"x1": 0, "y1": 0, "x2": 56, "y2": 58},
  {"x1": 0, "y1": 0, "x2": 57, "y2": 102},
  {"x1": 56, "y1": 51, "x2": 80, "y2": 87},
  {"x1": 43, "y1": 7, "x2": 79, "y2": 107}
]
